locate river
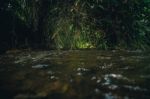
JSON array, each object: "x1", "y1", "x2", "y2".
[{"x1": 0, "y1": 50, "x2": 150, "y2": 99}]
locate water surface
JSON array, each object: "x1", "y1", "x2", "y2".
[{"x1": 0, "y1": 50, "x2": 150, "y2": 99}]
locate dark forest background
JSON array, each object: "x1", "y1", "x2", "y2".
[{"x1": 0, "y1": 0, "x2": 150, "y2": 53}]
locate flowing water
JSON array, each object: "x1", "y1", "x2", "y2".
[{"x1": 0, "y1": 50, "x2": 150, "y2": 99}]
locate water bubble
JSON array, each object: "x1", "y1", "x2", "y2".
[
  {"x1": 104, "y1": 93, "x2": 115, "y2": 99},
  {"x1": 104, "y1": 74, "x2": 124, "y2": 79},
  {"x1": 70, "y1": 79, "x2": 73, "y2": 83},
  {"x1": 94, "y1": 88, "x2": 100, "y2": 94},
  {"x1": 108, "y1": 85, "x2": 118, "y2": 90},
  {"x1": 50, "y1": 76, "x2": 55, "y2": 79},
  {"x1": 96, "y1": 79, "x2": 101, "y2": 83},
  {"x1": 32, "y1": 64, "x2": 48, "y2": 69},
  {"x1": 77, "y1": 72, "x2": 82, "y2": 76},
  {"x1": 77, "y1": 67, "x2": 89, "y2": 72},
  {"x1": 123, "y1": 85, "x2": 147, "y2": 91},
  {"x1": 91, "y1": 76, "x2": 96, "y2": 80},
  {"x1": 49, "y1": 75, "x2": 59, "y2": 80}
]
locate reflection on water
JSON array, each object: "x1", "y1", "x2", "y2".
[{"x1": 0, "y1": 50, "x2": 150, "y2": 99}]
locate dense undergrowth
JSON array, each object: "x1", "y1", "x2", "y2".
[{"x1": 0, "y1": 0, "x2": 150, "y2": 52}]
